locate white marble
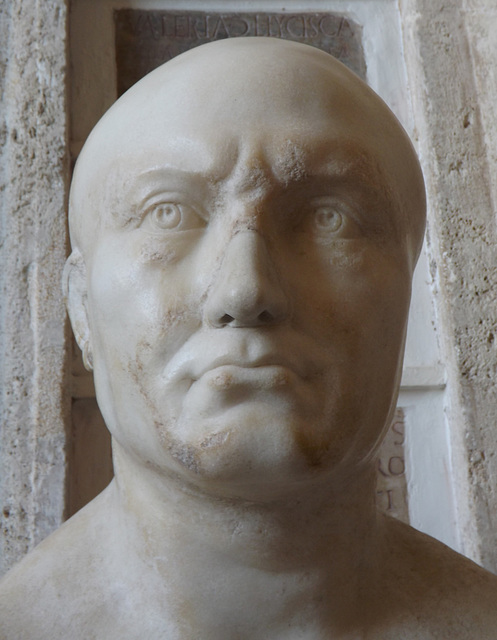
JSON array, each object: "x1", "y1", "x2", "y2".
[{"x1": 1, "y1": 37, "x2": 497, "y2": 639}]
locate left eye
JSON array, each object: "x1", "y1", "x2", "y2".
[
  {"x1": 309, "y1": 199, "x2": 361, "y2": 239},
  {"x1": 314, "y1": 206, "x2": 344, "y2": 234}
]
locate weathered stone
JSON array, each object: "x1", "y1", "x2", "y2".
[
  {"x1": 0, "y1": 0, "x2": 70, "y2": 575},
  {"x1": 399, "y1": 0, "x2": 497, "y2": 571}
]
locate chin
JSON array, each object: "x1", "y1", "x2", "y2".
[{"x1": 151, "y1": 404, "x2": 354, "y2": 501}]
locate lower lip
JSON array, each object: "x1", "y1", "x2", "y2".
[{"x1": 200, "y1": 364, "x2": 299, "y2": 391}]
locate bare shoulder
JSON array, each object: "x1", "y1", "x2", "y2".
[
  {"x1": 0, "y1": 486, "x2": 119, "y2": 639},
  {"x1": 372, "y1": 515, "x2": 497, "y2": 639}
]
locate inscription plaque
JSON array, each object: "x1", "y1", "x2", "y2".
[
  {"x1": 115, "y1": 10, "x2": 366, "y2": 96},
  {"x1": 376, "y1": 409, "x2": 409, "y2": 523}
]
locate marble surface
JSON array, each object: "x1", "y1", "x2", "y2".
[{"x1": 1, "y1": 38, "x2": 497, "y2": 639}]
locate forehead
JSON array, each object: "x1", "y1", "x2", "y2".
[
  {"x1": 82, "y1": 83, "x2": 394, "y2": 192},
  {"x1": 79, "y1": 38, "x2": 402, "y2": 180},
  {"x1": 99, "y1": 125, "x2": 382, "y2": 191},
  {"x1": 70, "y1": 40, "x2": 425, "y2": 261}
]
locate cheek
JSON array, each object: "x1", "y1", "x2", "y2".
[
  {"x1": 293, "y1": 242, "x2": 411, "y2": 348},
  {"x1": 138, "y1": 231, "x2": 203, "y2": 266},
  {"x1": 87, "y1": 245, "x2": 202, "y2": 367}
]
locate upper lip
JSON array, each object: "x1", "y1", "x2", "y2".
[{"x1": 161, "y1": 332, "x2": 321, "y2": 385}]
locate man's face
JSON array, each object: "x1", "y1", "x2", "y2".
[{"x1": 73, "y1": 44, "x2": 421, "y2": 501}]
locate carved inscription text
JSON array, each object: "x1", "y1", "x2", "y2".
[
  {"x1": 376, "y1": 409, "x2": 409, "y2": 523},
  {"x1": 115, "y1": 10, "x2": 366, "y2": 96}
]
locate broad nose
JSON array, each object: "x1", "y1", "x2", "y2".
[{"x1": 205, "y1": 231, "x2": 289, "y2": 328}]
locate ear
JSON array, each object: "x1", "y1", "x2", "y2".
[{"x1": 63, "y1": 249, "x2": 93, "y2": 371}]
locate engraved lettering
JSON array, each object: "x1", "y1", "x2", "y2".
[
  {"x1": 134, "y1": 14, "x2": 147, "y2": 36},
  {"x1": 319, "y1": 15, "x2": 339, "y2": 38},
  {"x1": 375, "y1": 408, "x2": 408, "y2": 523},
  {"x1": 174, "y1": 15, "x2": 189, "y2": 38},
  {"x1": 115, "y1": 10, "x2": 366, "y2": 97},
  {"x1": 139, "y1": 14, "x2": 161, "y2": 40},
  {"x1": 228, "y1": 17, "x2": 249, "y2": 37},
  {"x1": 386, "y1": 489, "x2": 394, "y2": 510},
  {"x1": 161, "y1": 15, "x2": 172, "y2": 38},
  {"x1": 286, "y1": 15, "x2": 305, "y2": 38},
  {"x1": 388, "y1": 456, "x2": 405, "y2": 477},
  {"x1": 205, "y1": 15, "x2": 216, "y2": 39},
  {"x1": 191, "y1": 15, "x2": 207, "y2": 39},
  {"x1": 339, "y1": 18, "x2": 354, "y2": 38},
  {"x1": 306, "y1": 15, "x2": 320, "y2": 39},
  {"x1": 392, "y1": 420, "x2": 405, "y2": 446},
  {"x1": 211, "y1": 17, "x2": 229, "y2": 38},
  {"x1": 269, "y1": 15, "x2": 285, "y2": 38},
  {"x1": 377, "y1": 459, "x2": 389, "y2": 478},
  {"x1": 255, "y1": 14, "x2": 269, "y2": 37},
  {"x1": 376, "y1": 489, "x2": 395, "y2": 511}
]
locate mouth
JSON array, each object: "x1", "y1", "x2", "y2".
[
  {"x1": 201, "y1": 363, "x2": 300, "y2": 392},
  {"x1": 160, "y1": 330, "x2": 324, "y2": 389},
  {"x1": 193, "y1": 356, "x2": 302, "y2": 382}
]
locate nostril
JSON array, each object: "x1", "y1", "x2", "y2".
[
  {"x1": 257, "y1": 310, "x2": 273, "y2": 323},
  {"x1": 205, "y1": 232, "x2": 290, "y2": 329}
]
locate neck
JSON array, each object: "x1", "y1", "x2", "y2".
[{"x1": 109, "y1": 439, "x2": 383, "y2": 635}]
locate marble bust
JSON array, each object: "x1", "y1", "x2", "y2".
[{"x1": 2, "y1": 37, "x2": 497, "y2": 639}]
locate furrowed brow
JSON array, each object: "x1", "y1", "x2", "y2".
[{"x1": 108, "y1": 168, "x2": 213, "y2": 228}]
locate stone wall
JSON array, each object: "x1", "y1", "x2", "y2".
[
  {"x1": 0, "y1": 0, "x2": 70, "y2": 575},
  {"x1": 400, "y1": 0, "x2": 497, "y2": 571}
]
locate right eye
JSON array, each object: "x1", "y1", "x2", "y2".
[
  {"x1": 140, "y1": 200, "x2": 205, "y2": 233},
  {"x1": 149, "y1": 203, "x2": 182, "y2": 230}
]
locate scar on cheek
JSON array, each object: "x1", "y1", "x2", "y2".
[
  {"x1": 159, "y1": 305, "x2": 194, "y2": 331},
  {"x1": 139, "y1": 241, "x2": 178, "y2": 264}
]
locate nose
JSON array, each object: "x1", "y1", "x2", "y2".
[{"x1": 205, "y1": 231, "x2": 289, "y2": 328}]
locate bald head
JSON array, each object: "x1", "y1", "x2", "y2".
[{"x1": 69, "y1": 37, "x2": 425, "y2": 268}]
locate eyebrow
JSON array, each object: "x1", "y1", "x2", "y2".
[
  {"x1": 267, "y1": 138, "x2": 400, "y2": 219},
  {"x1": 303, "y1": 145, "x2": 404, "y2": 234},
  {"x1": 108, "y1": 146, "x2": 403, "y2": 237},
  {"x1": 109, "y1": 168, "x2": 213, "y2": 228},
  {"x1": 131, "y1": 167, "x2": 214, "y2": 197}
]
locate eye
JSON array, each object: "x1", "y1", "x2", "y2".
[
  {"x1": 140, "y1": 200, "x2": 205, "y2": 233},
  {"x1": 309, "y1": 198, "x2": 359, "y2": 239},
  {"x1": 150, "y1": 203, "x2": 182, "y2": 229},
  {"x1": 314, "y1": 206, "x2": 344, "y2": 234}
]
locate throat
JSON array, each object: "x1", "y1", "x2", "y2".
[
  {"x1": 108, "y1": 440, "x2": 382, "y2": 636},
  {"x1": 111, "y1": 437, "x2": 380, "y2": 570}
]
